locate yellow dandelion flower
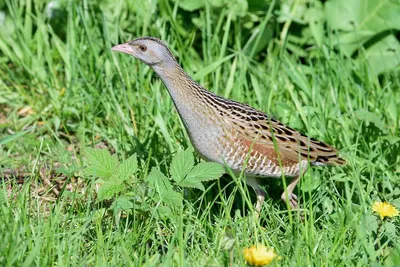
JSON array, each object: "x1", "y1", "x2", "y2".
[
  {"x1": 372, "y1": 201, "x2": 399, "y2": 220},
  {"x1": 243, "y1": 245, "x2": 279, "y2": 266}
]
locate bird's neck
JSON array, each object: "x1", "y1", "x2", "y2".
[
  {"x1": 152, "y1": 62, "x2": 211, "y2": 129},
  {"x1": 153, "y1": 62, "x2": 204, "y2": 107}
]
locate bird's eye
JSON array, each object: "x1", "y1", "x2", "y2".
[{"x1": 139, "y1": 45, "x2": 147, "y2": 52}]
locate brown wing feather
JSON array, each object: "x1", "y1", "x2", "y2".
[
  {"x1": 227, "y1": 107, "x2": 345, "y2": 166},
  {"x1": 256, "y1": 118, "x2": 345, "y2": 166}
]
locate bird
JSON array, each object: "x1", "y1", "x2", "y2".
[{"x1": 111, "y1": 37, "x2": 346, "y2": 212}]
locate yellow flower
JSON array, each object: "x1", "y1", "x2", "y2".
[
  {"x1": 372, "y1": 201, "x2": 399, "y2": 220},
  {"x1": 243, "y1": 245, "x2": 279, "y2": 266}
]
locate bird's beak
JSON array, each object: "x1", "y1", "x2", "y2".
[{"x1": 111, "y1": 42, "x2": 133, "y2": 55}]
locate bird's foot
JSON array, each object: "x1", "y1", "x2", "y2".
[
  {"x1": 281, "y1": 192, "x2": 305, "y2": 220},
  {"x1": 281, "y1": 192, "x2": 298, "y2": 210}
]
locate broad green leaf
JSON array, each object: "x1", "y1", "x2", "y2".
[
  {"x1": 110, "y1": 196, "x2": 134, "y2": 212},
  {"x1": 322, "y1": 198, "x2": 334, "y2": 214},
  {"x1": 145, "y1": 167, "x2": 173, "y2": 196},
  {"x1": 170, "y1": 148, "x2": 194, "y2": 182},
  {"x1": 0, "y1": 128, "x2": 32, "y2": 145},
  {"x1": 152, "y1": 205, "x2": 172, "y2": 220},
  {"x1": 97, "y1": 178, "x2": 124, "y2": 202},
  {"x1": 84, "y1": 148, "x2": 119, "y2": 179},
  {"x1": 278, "y1": 0, "x2": 308, "y2": 24},
  {"x1": 116, "y1": 154, "x2": 138, "y2": 181},
  {"x1": 384, "y1": 249, "x2": 400, "y2": 267},
  {"x1": 334, "y1": 31, "x2": 372, "y2": 57},
  {"x1": 326, "y1": 0, "x2": 400, "y2": 31},
  {"x1": 185, "y1": 162, "x2": 225, "y2": 182},
  {"x1": 361, "y1": 35, "x2": 400, "y2": 76},
  {"x1": 306, "y1": 3, "x2": 324, "y2": 47},
  {"x1": 209, "y1": 0, "x2": 224, "y2": 7},
  {"x1": 52, "y1": 145, "x2": 72, "y2": 164},
  {"x1": 364, "y1": 214, "x2": 379, "y2": 235},
  {"x1": 146, "y1": 167, "x2": 182, "y2": 207},
  {"x1": 326, "y1": 0, "x2": 400, "y2": 55},
  {"x1": 176, "y1": 0, "x2": 205, "y2": 11},
  {"x1": 384, "y1": 222, "x2": 397, "y2": 239},
  {"x1": 178, "y1": 162, "x2": 224, "y2": 190},
  {"x1": 229, "y1": 0, "x2": 248, "y2": 18},
  {"x1": 392, "y1": 197, "x2": 400, "y2": 207},
  {"x1": 157, "y1": 191, "x2": 183, "y2": 208},
  {"x1": 325, "y1": 0, "x2": 362, "y2": 31},
  {"x1": 53, "y1": 116, "x2": 60, "y2": 131},
  {"x1": 330, "y1": 173, "x2": 351, "y2": 182},
  {"x1": 354, "y1": 109, "x2": 385, "y2": 129},
  {"x1": 300, "y1": 172, "x2": 321, "y2": 192},
  {"x1": 178, "y1": 178, "x2": 205, "y2": 191}
]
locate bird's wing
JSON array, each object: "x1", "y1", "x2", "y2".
[{"x1": 227, "y1": 107, "x2": 345, "y2": 166}]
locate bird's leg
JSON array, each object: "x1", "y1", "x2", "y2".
[
  {"x1": 246, "y1": 176, "x2": 265, "y2": 214},
  {"x1": 254, "y1": 185, "x2": 266, "y2": 213},
  {"x1": 281, "y1": 175, "x2": 301, "y2": 209}
]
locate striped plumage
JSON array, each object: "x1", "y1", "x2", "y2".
[{"x1": 112, "y1": 37, "x2": 345, "y2": 211}]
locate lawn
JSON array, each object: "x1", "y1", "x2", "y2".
[{"x1": 0, "y1": 0, "x2": 399, "y2": 266}]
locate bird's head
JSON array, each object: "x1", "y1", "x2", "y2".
[{"x1": 111, "y1": 37, "x2": 177, "y2": 68}]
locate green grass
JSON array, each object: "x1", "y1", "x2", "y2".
[{"x1": 1, "y1": 0, "x2": 400, "y2": 266}]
